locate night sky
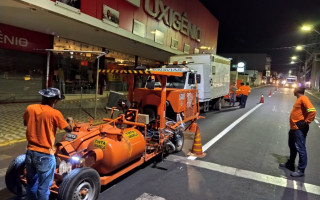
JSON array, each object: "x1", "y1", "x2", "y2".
[{"x1": 200, "y1": 0, "x2": 320, "y2": 73}]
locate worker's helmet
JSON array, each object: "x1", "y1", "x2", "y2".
[{"x1": 39, "y1": 88, "x2": 65, "y2": 100}]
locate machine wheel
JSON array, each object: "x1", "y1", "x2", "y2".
[
  {"x1": 174, "y1": 130, "x2": 184, "y2": 152},
  {"x1": 58, "y1": 167, "x2": 101, "y2": 200},
  {"x1": 5, "y1": 154, "x2": 27, "y2": 196}
]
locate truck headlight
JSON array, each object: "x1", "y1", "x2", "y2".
[{"x1": 58, "y1": 160, "x2": 72, "y2": 175}]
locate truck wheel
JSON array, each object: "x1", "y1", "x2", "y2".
[
  {"x1": 203, "y1": 101, "x2": 210, "y2": 112},
  {"x1": 5, "y1": 154, "x2": 27, "y2": 196},
  {"x1": 214, "y1": 98, "x2": 222, "y2": 110},
  {"x1": 174, "y1": 130, "x2": 184, "y2": 152},
  {"x1": 58, "y1": 167, "x2": 101, "y2": 200}
]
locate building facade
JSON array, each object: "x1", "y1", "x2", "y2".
[{"x1": 0, "y1": 0, "x2": 219, "y2": 102}]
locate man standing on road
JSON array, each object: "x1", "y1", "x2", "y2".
[
  {"x1": 23, "y1": 88, "x2": 74, "y2": 200},
  {"x1": 239, "y1": 83, "x2": 251, "y2": 108},
  {"x1": 229, "y1": 82, "x2": 237, "y2": 106},
  {"x1": 280, "y1": 87, "x2": 316, "y2": 177}
]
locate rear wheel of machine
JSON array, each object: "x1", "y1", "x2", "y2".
[
  {"x1": 5, "y1": 154, "x2": 26, "y2": 196},
  {"x1": 174, "y1": 130, "x2": 184, "y2": 152},
  {"x1": 58, "y1": 167, "x2": 101, "y2": 200}
]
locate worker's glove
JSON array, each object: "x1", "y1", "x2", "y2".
[{"x1": 296, "y1": 120, "x2": 308, "y2": 129}]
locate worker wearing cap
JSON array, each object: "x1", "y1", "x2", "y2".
[
  {"x1": 280, "y1": 87, "x2": 316, "y2": 177},
  {"x1": 23, "y1": 88, "x2": 74, "y2": 200}
]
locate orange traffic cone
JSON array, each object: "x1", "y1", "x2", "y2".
[
  {"x1": 275, "y1": 86, "x2": 278, "y2": 92},
  {"x1": 260, "y1": 94, "x2": 264, "y2": 103},
  {"x1": 268, "y1": 90, "x2": 272, "y2": 97},
  {"x1": 188, "y1": 124, "x2": 206, "y2": 158}
]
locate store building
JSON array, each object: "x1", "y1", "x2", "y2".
[{"x1": 0, "y1": 0, "x2": 219, "y2": 102}]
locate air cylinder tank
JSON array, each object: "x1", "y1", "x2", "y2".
[{"x1": 87, "y1": 124, "x2": 146, "y2": 174}]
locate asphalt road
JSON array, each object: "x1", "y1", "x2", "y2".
[{"x1": 1, "y1": 86, "x2": 320, "y2": 200}]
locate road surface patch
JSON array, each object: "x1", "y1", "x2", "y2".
[
  {"x1": 168, "y1": 155, "x2": 320, "y2": 196},
  {"x1": 136, "y1": 193, "x2": 166, "y2": 200},
  {"x1": 188, "y1": 103, "x2": 263, "y2": 160}
]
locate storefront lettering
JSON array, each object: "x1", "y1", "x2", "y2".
[
  {"x1": 144, "y1": 0, "x2": 201, "y2": 42},
  {"x1": 0, "y1": 30, "x2": 28, "y2": 47}
]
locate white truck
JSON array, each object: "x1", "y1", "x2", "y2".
[
  {"x1": 281, "y1": 75, "x2": 298, "y2": 88},
  {"x1": 168, "y1": 54, "x2": 231, "y2": 112}
]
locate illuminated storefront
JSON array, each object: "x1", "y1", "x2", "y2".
[{"x1": 0, "y1": 0, "x2": 219, "y2": 102}]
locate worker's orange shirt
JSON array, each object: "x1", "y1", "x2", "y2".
[
  {"x1": 238, "y1": 85, "x2": 251, "y2": 96},
  {"x1": 290, "y1": 95, "x2": 316, "y2": 130},
  {"x1": 23, "y1": 104, "x2": 69, "y2": 154},
  {"x1": 243, "y1": 85, "x2": 251, "y2": 96}
]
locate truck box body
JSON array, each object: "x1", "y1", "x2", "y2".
[{"x1": 169, "y1": 54, "x2": 230, "y2": 103}]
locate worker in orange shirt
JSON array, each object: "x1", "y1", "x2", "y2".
[
  {"x1": 239, "y1": 83, "x2": 251, "y2": 108},
  {"x1": 279, "y1": 87, "x2": 316, "y2": 177},
  {"x1": 23, "y1": 88, "x2": 74, "y2": 200},
  {"x1": 229, "y1": 82, "x2": 237, "y2": 106}
]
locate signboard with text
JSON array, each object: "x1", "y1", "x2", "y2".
[{"x1": 0, "y1": 24, "x2": 52, "y2": 53}]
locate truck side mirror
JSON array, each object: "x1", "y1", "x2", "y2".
[
  {"x1": 188, "y1": 73, "x2": 195, "y2": 84},
  {"x1": 196, "y1": 74, "x2": 201, "y2": 83}
]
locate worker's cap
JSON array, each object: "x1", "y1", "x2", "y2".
[{"x1": 39, "y1": 88, "x2": 65, "y2": 100}]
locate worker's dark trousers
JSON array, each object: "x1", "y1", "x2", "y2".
[
  {"x1": 287, "y1": 127, "x2": 309, "y2": 172},
  {"x1": 240, "y1": 95, "x2": 248, "y2": 107}
]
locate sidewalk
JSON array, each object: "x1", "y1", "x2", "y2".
[{"x1": 0, "y1": 92, "x2": 113, "y2": 147}]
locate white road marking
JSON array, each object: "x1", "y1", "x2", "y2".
[
  {"x1": 168, "y1": 155, "x2": 320, "y2": 196},
  {"x1": 0, "y1": 168, "x2": 7, "y2": 177},
  {"x1": 136, "y1": 193, "x2": 166, "y2": 200},
  {"x1": 314, "y1": 119, "x2": 319, "y2": 124},
  {"x1": 306, "y1": 90, "x2": 320, "y2": 100},
  {"x1": 188, "y1": 103, "x2": 263, "y2": 160},
  {"x1": 0, "y1": 155, "x2": 12, "y2": 161}
]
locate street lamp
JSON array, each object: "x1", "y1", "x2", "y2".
[
  {"x1": 291, "y1": 56, "x2": 297, "y2": 60},
  {"x1": 296, "y1": 45, "x2": 312, "y2": 55},
  {"x1": 301, "y1": 25, "x2": 320, "y2": 35}
]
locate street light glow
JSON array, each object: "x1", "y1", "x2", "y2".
[
  {"x1": 296, "y1": 45, "x2": 303, "y2": 51},
  {"x1": 291, "y1": 56, "x2": 297, "y2": 60},
  {"x1": 301, "y1": 25, "x2": 312, "y2": 31},
  {"x1": 290, "y1": 61, "x2": 295, "y2": 64}
]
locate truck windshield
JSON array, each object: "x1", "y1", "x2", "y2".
[{"x1": 154, "y1": 72, "x2": 187, "y2": 88}]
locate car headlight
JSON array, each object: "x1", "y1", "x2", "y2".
[
  {"x1": 281, "y1": 80, "x2": 286, "y2": 84},
  {"x1": 292, "y1": 84, "x2": 297, "y2": 88}
]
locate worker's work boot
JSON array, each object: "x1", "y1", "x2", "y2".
[
  {"x1": 279, "y1": 163, "x2": 295, "y2": 171},
  {"x1": 290, "y1": 170, "x2": 304, "y2": 177}
]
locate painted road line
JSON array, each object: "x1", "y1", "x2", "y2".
[
  {"x1": 314, "y1": 119, "x2": 319, "y2": 124},
  {"x1": 188, "y1": 103, "x2": 263, "y2": 160},
  {"x1": 306, "y1": 90, "x2": 320, "y2": 100},
  {"x1": 136, "y1": 193, "x2": 165, "y2": 200},
  {"x1": 169, "y1": 155, "x2": 320, "y2": 196},
  {"x1": 0, "y1": 168, "x2": 7, "y2": 177}
]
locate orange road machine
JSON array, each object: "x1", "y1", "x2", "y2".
[{"x1": 6, "y1": 67, "x2": 203, "y2": 200}]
